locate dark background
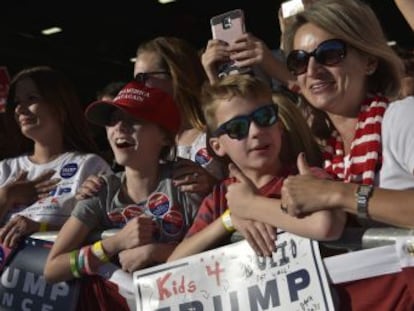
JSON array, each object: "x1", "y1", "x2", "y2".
[{"x1": 1, "y1": 0, "x2": 413, "y2": 104}]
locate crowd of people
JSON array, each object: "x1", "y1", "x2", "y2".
[{"x1": 1, "y1": 0, "x2": 414, "y2": 310}]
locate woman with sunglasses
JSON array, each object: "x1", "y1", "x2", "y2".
[
  {"x1": 282, "y1": 0, "x2": 413, "y2": 234},
  {"x1": 281, "y1": 0, "x2": 414, "y2": 309},
  {"x1": 168, "y1": 74, "x2": 345, "y2": 261}
]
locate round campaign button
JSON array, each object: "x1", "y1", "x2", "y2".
[
  {"x1": 60, "y1": 163, "x2": 78, "y2": 178},
  {"x1": 122, "y1": 204, "x2": 145, "y2": 220},
  {"x1": 161, "y1": 210, "x2": 184, "y2": 236},
  {"x1": 107, "y1": 210, "x2": 125, "y2": 226},
  {"x1": 195, "y1": 148, "x2": 212, "y2": 166},
  {"x1": 147, "y1": 192, "x2": 170, "y2": 217}
]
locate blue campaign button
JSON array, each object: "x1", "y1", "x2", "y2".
[{"x1": 60, "y1": 163, "x2": 78, "y2": 178}]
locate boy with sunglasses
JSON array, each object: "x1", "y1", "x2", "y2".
[{"x1": 169, "y1": 75, "x2": 345, "y2": 261}]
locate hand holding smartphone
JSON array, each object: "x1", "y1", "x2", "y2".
[{"x1": 210, "y1": 9, "x2": 252, "y2": 78}]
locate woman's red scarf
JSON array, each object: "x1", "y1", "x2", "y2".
[{"x1": 323, "y1": 95, "x2": 389, "y2": 185}]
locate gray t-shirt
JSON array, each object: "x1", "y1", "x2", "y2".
[{"x1": 72, "y1": 163, "x2": 201, "y2": 243}]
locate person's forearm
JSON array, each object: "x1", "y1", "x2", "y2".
[
  {"x1": 44, "y1": 253, "x2": 73, "y2": 283},
  {"x1": 303, "y1": 180, "x2": 414, "y2": 228},
  {"x1": 168, "y1": 220, "x2": 228, "y2": 262},
  {"x1": 150, "y1": 243, "x2": 177, "y2": 264},
  {"x1": 101, "y1": 234, "x2": 122, "y2": 258},
  {"x1": 243, "y1": 196, "x2": 345, "y2": 240},
  {"x1": 335, "y1": 183, "x2": 414, "y2": 228}
]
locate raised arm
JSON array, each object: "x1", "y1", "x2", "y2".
[{"x1": 395, "y1": 0, "x2": 414, "y2": 30}]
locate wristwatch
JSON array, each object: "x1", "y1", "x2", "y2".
[{"x1": 356, "y1": 184, "x2": 373, "y2": 219}]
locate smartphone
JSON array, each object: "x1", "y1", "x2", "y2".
[
  {"x1": 211, "y1": 9, "x2": 245, "y2": 44},
  {"x1": 210, "y1": 9, "x2": 252, "y2": 78},
  {"x1": 281, "y1": 0, "x2": 304, "y2": 18}
]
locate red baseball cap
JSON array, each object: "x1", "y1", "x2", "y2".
[{"x1": 85, "y1": 81, "x2": 181, "y2": 134}]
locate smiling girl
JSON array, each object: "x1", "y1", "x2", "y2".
[{"x1": 0, "y1": 66, "x2": 110, "y2": 247}]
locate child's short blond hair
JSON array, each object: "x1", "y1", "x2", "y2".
[{"x1": 201, "y1": 75, "x2": 272, "y2": 133}]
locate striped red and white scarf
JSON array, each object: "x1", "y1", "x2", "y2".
[{"x1": 323, "y1": 95, "x2": 389, "y2": 185}]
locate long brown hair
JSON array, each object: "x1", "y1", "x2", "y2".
[
  {"x1": 137, "y1": 37, "x2": 207, "y2": 131},
  {"x1": 7, "y1": 66, "x2": 98, "y2": 154}
]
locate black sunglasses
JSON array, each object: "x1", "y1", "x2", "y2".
[
  {"x1": 134, "y1": 71, "x2": 170, "y2": 83},
  {"x1": 287, "y1": 39, "x2": 347, "y2": 76},
  {"x1": 212, "y1": 104, "x2": 278, "y2": 140}
]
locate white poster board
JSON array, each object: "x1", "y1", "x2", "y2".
[{"x1": 133, "y1": 232, "x2": 334, "y2": 311}]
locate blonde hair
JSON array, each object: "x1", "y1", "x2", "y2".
[
  {"x1": 201, "y1": 75, "x2": 272, "y2": 131},
  {"x1": 274, "y1": 92, "x2": 322, "y2": 166},
  {"x1": 137, "y1": 37, "x2": 207, "y2": 131},
  {"x1": 201, "y1": 75, "x2": 322, "y2": 167},
  {"x1": 284, "y1": 0, "x2": 403, "y2": 98}
]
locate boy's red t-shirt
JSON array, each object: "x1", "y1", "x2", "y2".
[{"x1": 185, "y1": 168, "x2": 291, "y2": 238}]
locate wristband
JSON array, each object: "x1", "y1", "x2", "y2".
[
  {"x1": 39, "y1": 222, "x2": 48, "y2": 232},
  {"x1": 221, "y1": 209, "x2": 235, "y2": 233},
  {"x1": 83, "y1": 246, "x2": 93, "y2": 275},
  {"x1": 91, "y1": 240, "x2": 110, "y2": 263},
  {"x1": 69, "y1": 250, "x2": 81, "y2": 278}
]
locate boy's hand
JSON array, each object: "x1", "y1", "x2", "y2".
[
  {"x1": 226, "y1": 163, "x2": 257, "y2": 218},
  {"x1": 231, "y1": 214, "x2": 276, "y2": 257}
]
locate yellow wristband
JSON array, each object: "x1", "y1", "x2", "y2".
[
  {"x1": 91, "y1": 240, "x2": 110, "y2": 263},
  {"x1": 221, "y1": 209, "x2": 235, "y2": 233},
  {"x1": 39, "y1": 222, "x2": 48, "y2": 232},
  {"x1": 70, "y1": 250, "x2": 81, "y2": 278}
]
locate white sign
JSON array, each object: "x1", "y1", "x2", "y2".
[{"x1": 133, "y1": 232, "x2": 334, "y2": 311}]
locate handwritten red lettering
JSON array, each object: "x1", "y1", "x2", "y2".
[{"x1": 206, "y1": 261, "x2": 224, "y2": 286}]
